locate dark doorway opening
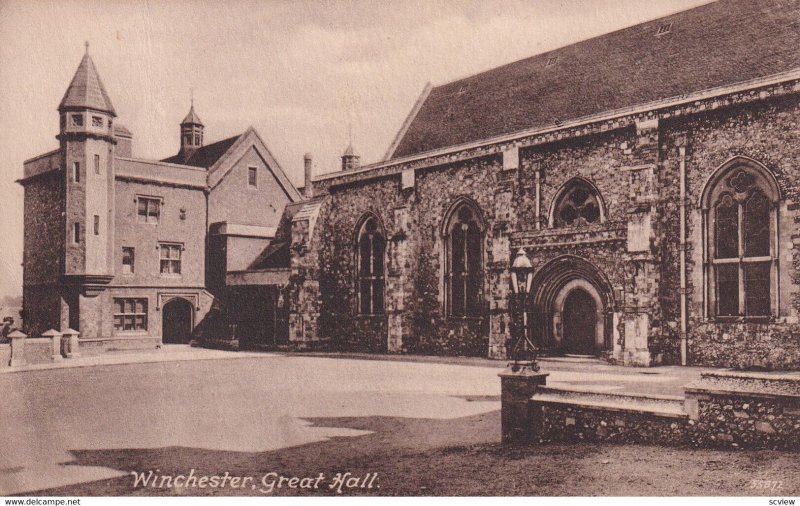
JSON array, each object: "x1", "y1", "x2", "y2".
[
  {"x1": 227, "y1": 286, "x2": 288, "y2": 349},
  {"x1": 563, "y1": 288, "x2": 596, "y2": 355},
  {"x1": 162, "y1": 298, "x2": 193, "y2": 344},
  {"x1": 67, "y1": 292, "x2": 80, "y2": 332}
]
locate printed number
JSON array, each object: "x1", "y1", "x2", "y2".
[{"x1": 749, "y1": 480, "x2": 783, "y2": 490}]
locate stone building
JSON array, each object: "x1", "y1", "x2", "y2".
[
  {"x1": 272, "y1": 0, "x2": 800, "y2": 369},
  {"x1": 18, "y1": 0, "x2": 800, "y2": 369},
  {"x1": 18, "y1": 46, "x2": 300, "y2": 352}
]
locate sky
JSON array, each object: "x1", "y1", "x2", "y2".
[{"x1": 0, "y1": 0, "x2": 712, "y2": 297}]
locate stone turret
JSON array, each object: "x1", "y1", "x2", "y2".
[{"x1": 57, "y1": 43, "x2": 116, "y2": 293}]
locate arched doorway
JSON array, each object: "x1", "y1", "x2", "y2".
[
  {"x1": 527, "y1": 255, "x2": 614, "y2": 356},
  {"x1": 562, "y1": 288, "x2": 597, "y2": 355},
  {"x1": 162, "y1": 298, "x2": 193, "y2": 344}
]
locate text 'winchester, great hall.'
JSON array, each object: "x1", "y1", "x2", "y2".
[{"x1": 18, "y1": 0, "x2": 800, "y2": 369}]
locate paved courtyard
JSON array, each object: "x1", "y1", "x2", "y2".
[{"x1": 1, "y1": 349, "x2": 797, "y2": 496}]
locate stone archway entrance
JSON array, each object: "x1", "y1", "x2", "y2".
[
  {"x1": 162, "y1": 298, "x2": 193, "y2": 344},
  {"x1": 527, "y1": 255, "x2": 614, "y2": 356},
  {"x1": 562, "y1": 288, "x2": 597, "y2": 355}
]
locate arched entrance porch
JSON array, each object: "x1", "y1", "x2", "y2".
[{"x1": 527, "y1": 255, "x2": 614, "y2": 356}]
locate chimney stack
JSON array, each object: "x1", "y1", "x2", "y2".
[{"x1": 303, "y1": 153, "x2": 313, "y2": 199}]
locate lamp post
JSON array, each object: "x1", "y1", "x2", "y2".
[{"x1": 509, "y1": 247, "x2": 538, "y2": 372}]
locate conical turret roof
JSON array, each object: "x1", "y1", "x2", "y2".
[
  {"x1": 342, "y1": 143, "x2": 356, "y2": 157},
  {"x1": 58, "y1": 49, "x2": 116, "y2": 115},
  {"x1": 181, "y1": 104, "x2": 203, "y2": 126}
]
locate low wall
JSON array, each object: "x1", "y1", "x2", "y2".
[
  {"x1": 23, "y1": 337, "x2": 58, "y2": 364},
  {"x1": 77, "y1": 336, "x2": 160, "y2": 356},
  {"x1": 501, "y1": 368, "x2": 800, "y2": 450},
  {"x1": 684, "y1": 371, "x2": 800, "y2": 450},
  {"x1": 535, "y1": 402, "x2": 688, "y2": 446},
  {"x1": 0, "y1": 344, "x2": 10, "y2": 367}
]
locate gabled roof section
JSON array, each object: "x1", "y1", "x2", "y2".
[
  {"x1": 161, "y1": 134, "x2": 240, "y2": 167},
  {"x1": 205, "y1": 127, "x2": 303, "y2": 202},
  {"x1": 248, "y1": 201, "x2": 306, "y2": 269},
  {"x1": 389, "y1": 0, "x2": 800, "y2": 159},
  {"x1": 58, "y1": 51, "x2": 116, "y2": 115}
]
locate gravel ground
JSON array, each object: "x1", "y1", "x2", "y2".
[{"x1": 36, "y1": 409, "x2": 799, "y2": 497}]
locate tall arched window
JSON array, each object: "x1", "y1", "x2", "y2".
[
  {"x1": 703, "y1": 159, "x2": 780, "y2": 319},
  {"x1": 445, "y1": 202, "x2": 484, "y2": 317},
  {"x1": 551, "y1": 179, "x2": 604, "y2": 228},
  {"x1": 356, "y1": 216, "x2": 385, "y2": 315}
]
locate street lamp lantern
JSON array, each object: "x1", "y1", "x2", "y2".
[
  {"x1": 509, "y1": 248, "x2": 538, "y2": 372},
  {"x1": 510, "y1": 248, "x2": 533, "y2": 296}
]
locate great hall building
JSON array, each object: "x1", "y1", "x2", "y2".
[{"x1": 19, "y1": 0, "x2": 800, "y2": 369}]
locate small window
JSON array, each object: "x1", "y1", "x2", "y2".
[
  {"x1": 92, "y1": 116, "x2": 103, "y2": 127},
  {"x1": 73, "y1": 162, "x2": 80, "y2": 182},
  {"x1": 113, "y1": 298, "x2": 147, "y2": 332},
  {"x1": 73, "y1": 222, "x2": 81, "y2": 244},
  {"x1": 71, "y1": 114, "x2": 83, "y2": 127},
  {"x1": 656, "y1": 23, "x2": 672, "y2": 36},
  {"x1": 93, "y1": 215, "x2": 100, "y2": 235},
  {"x1": 546, "y1": 56, "x2": 558, "y2": 66},
  {"x1": 194, "y1": 133, "x2": 200, "y2": 145},
  {"x1": 184, "y1": 134, "x2": 192, "y2": 145},
  {"x1": 136, "y1": 196, "x2": 161, "y2": 224},
  {"x1": 159, "y1": 243, "x2": 182, "y2": 275},
  {"x1": 94, "y1": 154, "x2": 100, "y2": 174},
  {"x1": 248, "y1": 167, "x2": 257, "y2": 187},
  {"x1": 122, "y1": 247, "x2": 135, "y2": 274},
  {"x1": 553, "y1": 180, "x2": 603, "y2": 228}
]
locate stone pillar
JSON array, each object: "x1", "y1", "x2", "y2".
[
  {"x1": 618, "y1": 117, "x2": 663, "y2": 366},
  {"x1": 499, "y1": 365, "x2": 548, "y2": 443},
  {"x1": 489, "y1": 169, "x2": 516, "y2": 359},
  {"x1": 386, "y1": 206, "x2": 411, "y2": 353},
  {"x1": 8, "y1": 330, "x2": 27, "y2": 367},
  {"x1": 289, "y1": 203, "x2": 323, "y2": 347},
  {"x1": 41, "y1": 329, "x2": 63, "y2": 362},
  {"x1": 61, "y1": 328, "x2": 81, "y2": 358}
]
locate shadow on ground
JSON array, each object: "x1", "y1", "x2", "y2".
[{"x1": 30, "y1": 410, "x2": 800, "y2": 497}]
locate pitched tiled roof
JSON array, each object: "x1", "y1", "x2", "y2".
[
  {"x1": 161, "y1": 134, "x2": 240, "y2": 167},
  {"x1": 58, "y1": 52, "x2": 116, "y2": 115},
  {"x1": 390, "y1": 0, "x2": 800, "y2": 159},
  {"x1": 249, "y1": 201, "x2": 307, "y2": 269}
]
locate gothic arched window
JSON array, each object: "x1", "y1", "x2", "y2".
[
  {"x1": 552, "y1": 179, "x2": 603, "y2": 227},
  {"x1": 445, "y1": 203, "x2": 484, "y2": 317},
  {"x1": 704, "y1": 160, "x2": 780, "y2": 319},
  {"x1": 356, "y1": 216, "x2": 385, "y2": 315}
]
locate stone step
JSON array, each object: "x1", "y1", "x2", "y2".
[{"x1": 531, "y1": 385, "x2": 687, "y2": 419}]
